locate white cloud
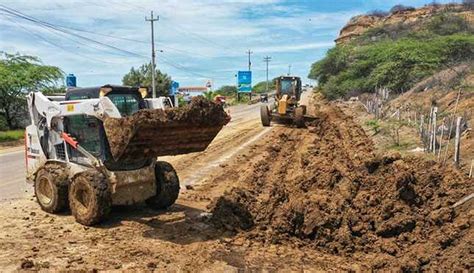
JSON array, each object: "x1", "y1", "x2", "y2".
[{"x1": 0, "y1": 0, "x2": 361, "y2": 87}]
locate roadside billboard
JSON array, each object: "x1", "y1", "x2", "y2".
[{"x1": 237, "y1": 71, "x2": 252, "y2": 93}]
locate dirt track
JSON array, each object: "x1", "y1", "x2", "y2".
[{"x1": 0, "y1": 95, "x2": 472, "y2": 271}]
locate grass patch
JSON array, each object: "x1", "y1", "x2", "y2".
[{"x1": 0, "y1": 130, "x2": 24, "y2": 142}]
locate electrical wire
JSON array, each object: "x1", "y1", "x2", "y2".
[
  {"x1": 5, "y1": 17, "x2": 142, "y2": 65},
  {"x1": 0, "y1": 4, "x2": 235, "y2": 81},
  {"x1": 0, "y1": 5, "x2": 148, "y2": 59}
]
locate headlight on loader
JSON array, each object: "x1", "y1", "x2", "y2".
[
  {"x1": 139, "y1": 87, "x2": 148, "y2": 98},
  {"x1": 99, "y1": 87, "x2": 112, "y2": 97}
]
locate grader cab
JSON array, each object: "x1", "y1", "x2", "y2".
[{"x1": 260, "y1": 76, "x2": 313, "y2": 128}]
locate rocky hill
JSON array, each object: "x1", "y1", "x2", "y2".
[
  {"x1": 336, "y1": 3, "x2": 473, "y2": 44},
  {"x1": 309, "y1": 3, "x2": 473, "y2": 100}
]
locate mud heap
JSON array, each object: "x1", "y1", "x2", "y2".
[
  {"x1": 211, "y1": 103, "x2": 473, "y2": 270},
  {"x1": 104, "y1": 97, "x2": 230, "y2": 161}
]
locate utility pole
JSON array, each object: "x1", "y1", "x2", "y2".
[
  {"x1": 288, "y1": 64, "x2": 292, "y2": 76},
  {"x1": 263, "y1": 56, "x2": 272, "y2": 92},
  {"x1": 146, "y1": 11, "x2": 159, "y2": 98},
  {"x1": 246, "y1": 49, "x2": 253, "y2": 71},
  {"x1": 246, "y1": 49, "x2": 253, "y2": 100}
]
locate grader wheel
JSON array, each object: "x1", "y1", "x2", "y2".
[{"x1": 260, "y1": 105, "x2": 271, "y2": 127}]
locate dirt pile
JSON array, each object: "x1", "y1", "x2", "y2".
[
  {"x1": 104, "y1": 96, "x2": 230, "y2": 161},
  {"x1": 210, "y1": 103, "x2": 473, "y2": 270}
]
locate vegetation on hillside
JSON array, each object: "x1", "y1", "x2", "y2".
[
  {"x1": 252, "y1": 79, "x2": 276, "y2": 94},
  {"x1": 214, "y1": 85, "x2": 237, "y2": 96},
  {"x1": 309, "y1": 8, "x2": 474, "y2": 100}
]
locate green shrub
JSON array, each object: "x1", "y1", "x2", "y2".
[
  {"x1": 309, "y1": 34, "x2": 474, "y2": 99},
  {"x1": 252, "y1": 81, "x2": 275, "y2": 94},
  {"x1": 427, "y1": 13, "x2": 473, "y2": 36},
  {"x1": 390, "y1": 4, "x2": 415, "y2": 13},
  {"x1": 365, "y1": 119, "x2": 381, "y2": 134},
  {"x1": 0, "y1": 130, "x2": 24, "y2": 142}
]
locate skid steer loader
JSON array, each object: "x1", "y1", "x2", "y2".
[
  {"x1": 260, "y1": 76, "x2": 314, "y2": 128},
  {"x1": 25, "y1": 85, "x2": 229, "y2": 226}
]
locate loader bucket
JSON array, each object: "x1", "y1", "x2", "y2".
[{"x1": 103, "y1": 97, "x2": 230, "y2": 162}]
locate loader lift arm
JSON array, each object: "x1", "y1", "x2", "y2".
[{"x1": 27, "y1": 91, "x2": 121, "y2": 129}]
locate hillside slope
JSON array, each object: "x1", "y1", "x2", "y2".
[
  {"x1": 309, "y1": 3, "x2": 474, "y2": 100},
  {"x1": 336, "y1": 3, "x2": 473, "y2": 44}
]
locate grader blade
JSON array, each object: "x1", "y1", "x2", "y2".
[{"x1": 103, "y1": 97, "x2": 230, "y2": 162}]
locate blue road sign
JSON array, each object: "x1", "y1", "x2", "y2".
[
  {"x1": 237, "y1": 71, "x2": 252, "y2": 93},
  {"x1": 170, "y1": 81, "x2": 179, "y2": 95},
  {"x1": 66, "y1": 74, "x2": 76, "y2": 88}
]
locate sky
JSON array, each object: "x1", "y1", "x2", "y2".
[{"x1": 0, "y1": 0, "x2": 461, "y2": 89}]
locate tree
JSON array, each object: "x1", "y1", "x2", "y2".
[
  {"x1": 0, "y1": 52, "x2": 63, "y2": 129},
  {"x1": 252, "y1": 78, "x2": 278, "y2": 94},
  {"x1": 122, "y1": 63, "x2": 172, "y2": 97},
  {"x1": 367, "y1": 10, "x2": 389, "y2": 17},
  {"x1": 389, "y1": 4, "x2": 415, "y2": 13},
  {"x1": 215, "y1": 85, "x2": 237, "y2": 97}
]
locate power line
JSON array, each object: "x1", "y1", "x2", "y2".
[
  {"x1": 159, "y1": 53, "x2": 211, "y2": 79},
  {"x1": 0, "y1": 4, "x2": 234, "y2": 82},
  {"x1": 4, "y1": 16, "x2": 126, "y2": 65},
  {"x1": 3, "y1": 8, "x2": 214, "y2": 60},
  {"x1": 0, "y1": 5, "x2": 147, "y2": 59}
]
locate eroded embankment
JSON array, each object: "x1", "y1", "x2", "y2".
[{"x1": 210, "y1": 102, "x2": 473, "y2": 270}]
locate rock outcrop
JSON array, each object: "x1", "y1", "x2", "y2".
[{"x1": 336, "y1": 4, "x2": 473, "y2": 44}]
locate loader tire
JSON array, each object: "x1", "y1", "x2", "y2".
[
  {"x1": 146, "y1": 161, "x2": 180, "y2": 210},
  {"x1": 294, "y1": 107, "x2": 305, "y2": 128},
  {"x1": 260, "y1": 105, "x2": 271, "y2": 127},
  {"x1": 69, "y1": 171, "x2": 111, "y2": 226},
  {"x1": 34, "y1": 165, "x2": 68, "y2": 213}
]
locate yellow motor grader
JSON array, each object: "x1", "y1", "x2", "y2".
[{"x1": 260, "y1": 76, "x2": 313, "y2": 127}]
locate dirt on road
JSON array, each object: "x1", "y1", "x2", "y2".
[
  {"x1": 104, "y1": 96, "x2": 230, "y2": 161},
  {"x1": 0, "y1": 96, "x2": 472, "y2": 271},
  {"x1": 211, "y1": 102, "x2": 474, "y2": 271}
]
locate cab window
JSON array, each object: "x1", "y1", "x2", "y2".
[
  {"x1": 107, "y1": 94, "x2": 140, "y2": 116},
  {"x1": 280, "y1": 80, "x2": 295, "y2": 95},
  {"x1": 66, "y1": 115, "x2": 102, "y2": 157}
]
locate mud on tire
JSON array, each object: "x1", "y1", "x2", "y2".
[
  {"x1": 69, "y1": 170, "x2": 111, "y2": 226},
  {"x1": 34, "y1": 164, "x2": 69, "y2": 213},
  {"x1": 146, "y1": 161, "x2": 180, "y2": 210}
]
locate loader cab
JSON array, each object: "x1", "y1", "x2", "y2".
[
  {"x1": 276, "y1": 76, "x2": 302, "y2": 101},
  {"x1": 63, "y1": 85, "x2": 150, "y2": 170},
  {"x1": 65, "y1": 85, "x2": 147, "y2": 116}
]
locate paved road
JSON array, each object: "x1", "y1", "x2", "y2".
[
  {"x1": 0, "y1": 100, "x2": 272, "y2": 201},
  {"x1": 0, "y1": 149, "x2": 30, "y2": 201}
]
